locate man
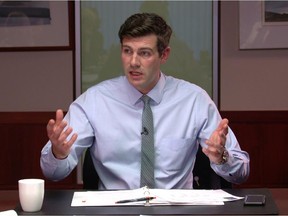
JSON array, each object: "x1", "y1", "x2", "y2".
[{"x1": 41, "y1": 13, "x2": 250, "y2": 189}]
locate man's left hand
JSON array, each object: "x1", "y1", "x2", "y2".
[{"x1": 202, "y1": 118, "x2": 229, "y2": 164}]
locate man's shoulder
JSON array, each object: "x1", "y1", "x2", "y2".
[
  {"x1": 165, "y1": 75, "x2": 206, "y2": 93},
  {"x1": 163, "y1": 75, "x2": 214, "y2": 108},
  {"x1": 86, "y1": 76, "x2": 125, "y2": 93},
  {"x1": 75, "y1": 76, "x2": 127, "y2": 104}
]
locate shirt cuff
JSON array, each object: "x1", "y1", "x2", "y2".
[
  {"x1": 213, "y1": 150, "x2": 234, "y2": 172},
  {"x1": 47, "y1": 148, "x2": 69, "y2": 168}
]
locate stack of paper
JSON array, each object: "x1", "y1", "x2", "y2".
[
  {"x1": 0, "y1": 210, "x2": 18, "y2": 216},
  {"x1": 71, "y1": 187, "x2": 243, "y2": 206}
]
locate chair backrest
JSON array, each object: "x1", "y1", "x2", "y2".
[
  {"x1": 82, "y1": 148, "x2": 99, "y2": 190},
  {"x1": 192, "y1": 147, "x2": 232, "y2": 189},
  {"x1": 82, "y1": 147, "x2": 232, "y2": 190}
]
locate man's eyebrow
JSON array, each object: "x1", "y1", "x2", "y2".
[
  {"x1": 138, "y1": 47, "x2": 154, "y2": 51},
  {"x1": 121, "y1": 45, "x2": 155, "y2": 52},
  {"x1": 121, "y1": 44, "x2": 131, "y2": 49}
]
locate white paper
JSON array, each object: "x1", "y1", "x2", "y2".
[
  {"x1": 0, "y1": 210, "x2": 18, "y2": 216},
  {"x1": 71, "y1": 188, "x2": 243, "y2": 207}
]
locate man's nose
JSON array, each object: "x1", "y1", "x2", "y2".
[{"x1": 130, "y1": 53, "x2": 140, "y2": 68}]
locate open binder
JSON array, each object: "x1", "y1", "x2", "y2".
[{"x1": 71, "y1": 187, "x2": 243, "y2": 207}]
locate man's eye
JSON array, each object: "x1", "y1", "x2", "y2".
[
  {"x1": 139, "y1": 51, "x2": 152, "y2": 57},
  {"x1": 123, "y1": 48, "x2": 132, "y2": 55}
]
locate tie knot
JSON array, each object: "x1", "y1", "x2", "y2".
[{"x1": 141, "y1": 95, "x2": 151, "y2": 105}]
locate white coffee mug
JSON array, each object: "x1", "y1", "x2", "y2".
[{"x1": 18, "y1": 179, "x2": 44, "y2": 212}]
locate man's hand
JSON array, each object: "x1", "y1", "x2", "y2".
[
  {"x1": 47, "y1": 109, "x2": 78, "y2": 159},
  {"x1": 202, "y1": 118, "x2": 229, "y2": 164}
]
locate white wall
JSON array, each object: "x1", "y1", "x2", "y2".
[
  {"x1": 220, "y1": 1, "x2": 288, "y2": 111},
  {"x1": 0, "y1": 51, "x2": 73, "y2": 111},
  {"x1": 1, "y1": 1, "x2": 288, "y2": 112}
]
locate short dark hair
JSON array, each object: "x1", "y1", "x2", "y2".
[{"x1": 118, "y1": 13, "x2": 172, "y2": 55}]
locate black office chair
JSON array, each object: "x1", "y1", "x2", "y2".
[
  {"x1": 82, "y1": 148, "x2": 99, "y2": 190},
  {"x1": 192, "y1": 146, "x2": 232, "y2": 189},
  {"x1": 82, "y1": 147, "x2": 231, "y2": 190}
]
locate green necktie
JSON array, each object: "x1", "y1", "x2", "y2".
[{"x1": 140, "y1": 95, "x2": 155, "y2": 188}]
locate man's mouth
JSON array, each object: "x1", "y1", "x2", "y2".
[{"x1": 129, "y1": 71, "x2": 142, "y2": 76}]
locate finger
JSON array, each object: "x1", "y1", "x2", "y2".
[
  {"x1": 54, "y1": 120, "x2": 68, "y2": 135},
  {"x1": 213, "y1": 119, "x2": 229, "y2": 144},
  {"x1": 202, "y1": 146, "x2": 221, "y2": 157},
  {"x1": 47, "y1": 119, "x2": 56, "y2": 137},
  {"x1": 49, "y1": 120, "x2": 68, "y2": 142},
  {"x1": 223, "y1": 123, "x2": 229, "y2": 136},
  {"x1": 205, "y1": 140, "x2": 225, "y2": 149},
  {"x1": 47, "y1": 123, "x2": 66, "y2": 142},
  {"x1": 209, "y1": 133, "x2": 227, "y2": 147},
  {"x1": 206, "y1": 131, "x2": 222, "y2": 146},
  {"x1": 222, "y1": 118, "x2": 229, "y2": 126},
  {"x1": 206, "y1": 139, "x2": 216, "y2": 147},
  {"x1": 215, "y1": 130, "x2": 227, "y2": 144},
  {"x1": 50, "y1": 131, "x2": 77, "y2": 159},
  {"x1": 202, "y1": 146, "x2": 224, "y2": 164},
  {"x1": 57, "y1": 126, "x2": 74, "y2": 144},
  {"x1": 202, "y1": 147, "x2": 209, "y2": 157},
  {"x1": 65, "y1": 133, "x2": 78, "y2": 148},
  {"x1": 55, "y1": 109, "x2": 64, "y2": 125},
  {"x1": 47, "y1": 109, "x2": 65, "y2": 139},
  {"x1": 57, "y1": 133, "x2": 77, "y2": 157},
  {"x1": 206, "y1": 139, "x2": 225, "y2": 151},
  {"x1": 217, "y1": 118, "x2": 229, "y2": 132}
]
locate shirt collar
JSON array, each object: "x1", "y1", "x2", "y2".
[{"x1": 126, "y1": 72, "x2": 166, "y2": 106}]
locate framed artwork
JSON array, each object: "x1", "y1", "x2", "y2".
[
  {"x1": 239, "y1": 1, "x2": 288, "y2": 49},
  {"x1": 0, "y1": 1, "x2": 73, "y2": 51}
]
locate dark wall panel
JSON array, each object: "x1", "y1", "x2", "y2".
[
  {"x1": 0, "y1": 112, "x2": 79, "y2": 190},
  {"x1": 1, "y1": 111, "x2": 287, "y2": 189},
  {"x1": 221, "y1": 111, "x2": 288, "y2": 188}
]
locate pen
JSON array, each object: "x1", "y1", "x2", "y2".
[{"x1": 115, "y1": 196, "x2": 156, "y2": 204}]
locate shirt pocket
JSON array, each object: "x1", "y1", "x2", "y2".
[{"x1": 156, "y1": 138, "x2": 194, "y2": 171}]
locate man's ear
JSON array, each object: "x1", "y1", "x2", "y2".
[{"x1": 160, "y1": 47, "x2": 171, "y2": 64}]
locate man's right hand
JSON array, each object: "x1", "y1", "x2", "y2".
[{"x1": 46, "y1": 109, "x2": 78, "y2": 159}]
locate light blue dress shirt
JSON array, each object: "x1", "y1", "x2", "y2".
[{"x1": 41, "y1": 73, "x2": 250, "y2": 189}]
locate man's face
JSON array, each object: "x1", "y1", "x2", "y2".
[{"x1": 121, "y1": 34, "x2": 170, "y2": 94}]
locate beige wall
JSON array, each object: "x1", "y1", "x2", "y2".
[
  {"x1": 0, "y1": 51, "x2": 73, "y2": 111},
  {"x1": 220, "y1": 1, "x2": 288, "y2": 111},
  {"x1": 1, "y1": 1, "x2": 288, "y2": 112}
]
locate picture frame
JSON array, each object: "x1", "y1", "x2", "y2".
[
  {"x1": 239, "y1": 1, "x2": 288, "y2": 50},
  {"x1": 0, "y1": 1, "x2": 73, "y2": 51}
]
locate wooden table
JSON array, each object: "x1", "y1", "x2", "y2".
[{"x1": 1, "y1": 188, "x2": 287, "y2": 215}]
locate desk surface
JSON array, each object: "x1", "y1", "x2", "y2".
[{"x1": 1, "y1": 188, "x2": 287, "y2": 215}]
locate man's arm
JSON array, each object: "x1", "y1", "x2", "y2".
[
  {"x1": 40, "y1": 109, "x2": 78, "y2": 181},
  {"x1": 203, "y1": 118, "x2": 229, "y2": 164},
  {"x1": 203, "y1": 119, "x2": 250, "y2": 184},
  {"x1": 47, "y1": 109, "x2": 78, "y2": 159}
]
